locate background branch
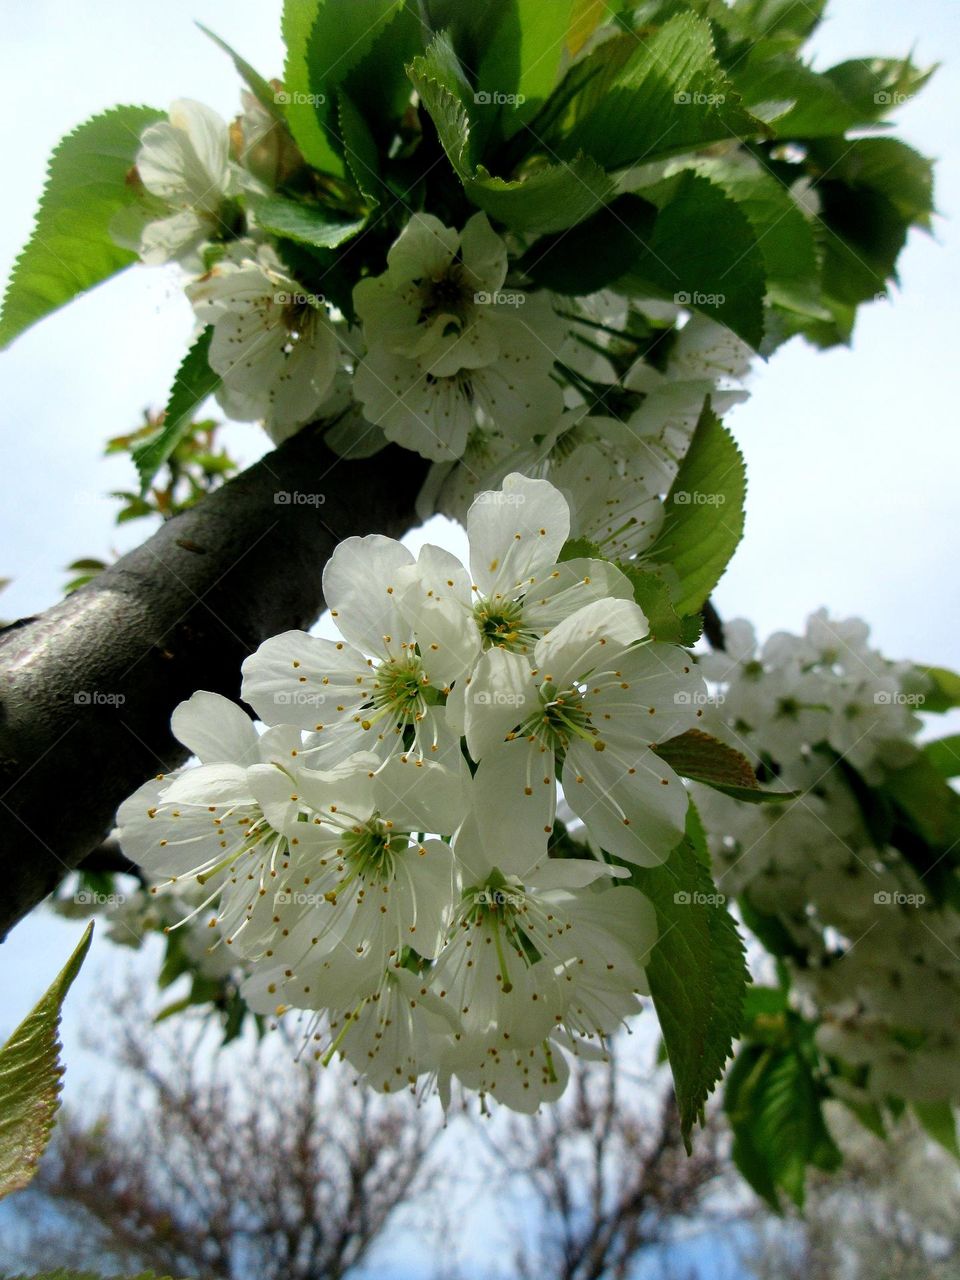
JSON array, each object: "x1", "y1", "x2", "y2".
[{"x1": 0, "y1": 428, "x2": 427, "y2": 938}]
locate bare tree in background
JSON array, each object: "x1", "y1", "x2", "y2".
[
  {"x1": 476, "y1": 1049, "x2": 729, "y2": 1280},
  {"x1": 2, "y1": 990, "x2": 442, "y2": 1280}
]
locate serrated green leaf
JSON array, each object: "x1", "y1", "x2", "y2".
[
  {"x1": 627, "y1": 808, "x2": 747, "y2": 1150},
  {"x1": 884, "y1": 754, "x2": 960, "y2": 853},
  {"x1": 923, "y1": 735, "x2": 960, "y2": 780},
  {"x1": 614, "y1": 562, "x2": 700, "y2": 645},
  {"x1": 645, "y1": 400, "x2": 747, "y2": 614},
  {"x1": 514, "y1": 0, "x2": 575, "y2": 107},
  {"x1": 619, "y1": 170, "x2": 766, "y2": 348},
  {"x1": 559, "y1": 12, "x2": 760, "y2": 170},
  {"x1": 247, "y1": 193, "x2": 366, "y2": 248},
  {"x1": 662, "y1": 155, "x2": 828, "y2": 321},
  {"x1": 409, "y1": 61, "x2": 614, "y2": 232},
  {"x1": 132, "y1": 329, "x2": 220, "y2": 491},
  {"x1": 280, "y1": 0, "x2": 344, "y2": 176},
  {"x1": 339, "y1": 0, "x2": 422, "y2": 141},
  {"x1": 0, "y1": 105, "x2": 164, "y2": 349},
  {"x1": 338, "y1": 93, "x2": 382, "y2": 204},
  {"x1": 653, "y1": 728, "x2": 800, "y2": 802},
  {"x1": 0, "y1": 923, "x2": 93, "y2": 1198},
  {"x1": 913, "y1": 1100, "x2": 960, "y2": 1161}
]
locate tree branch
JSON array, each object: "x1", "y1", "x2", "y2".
[{"x1": 0, "y1": 428, "x2": 428, "y2": 938}]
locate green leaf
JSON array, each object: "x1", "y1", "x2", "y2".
[
  {"x1": 409, "y1": 61, "x2": 614, "y2": 232},
  {"x1": 280, "y1": 0, "x2": 344, "y2": 176},
  {"x1": 338, "y1": 93, "x2": 382, "y2": 204},
  {"x1": 132, "y1": 329, "x2": 221, "y2": 491},
  {"x1": 725, "y1": 1041, "x2": 842, "y2": 1210},
  {"x1": 246, "y1": 193, "x2": 366, "y2": 248},
  {"x1": 645, "y1": 400, "x2": 747, "y2": 615},
  {"x1": 823, "y1": 56, "x2": 937, "y2": 123},
  {"x1": 913, "y1": 1100, "x2": 960, "y2": 1161},
  {"x1": 652, "y1": 728, "x2": 800, "y2": 803},
  {"x1": 664, "y1": 155, "x2": 828, "y2": 321},
  {"x1": 0, "y1": 105, "x2": 164, "y2": 349},
  {"x1": 619, "y1": 563, "x2": 703, "y2": 646},
  {"x1": 922, "y1": 735, "x2": 960, "y2": 780},
  {"x1": 514, "y1": 0, "x2": 575, "y2": 107},
  {"x1": 730, "y1": 57, "x2": 862, "y2": 137},
  {"x1": 884, "y1": 754, "x2": 960, "y2": 853},
  {"x1": 0, "y1": 923, "x2": 93, "y2": 1198},
  {"x1": 627, "y1": 808, "x2": 748, "y2": 1150},
  {"x1": 339, "y1": 0, "x2": 422, "y2": 141},
  {"x1": 809, "y1": 137, "x2": 935, "y2": 230},
  {"x1": 919, "y1": 666, "x2": 960, "y2": 714},
  {"x1": 519, "y1": 195, "x2": 658, "y2": 295},
  {"x1": 559, "y1": 12, "x2": 759, "y2": 170},
  {"x1": 619, "y1": 170, "x2": 766, "y2": 348}
]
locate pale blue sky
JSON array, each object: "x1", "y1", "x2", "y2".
[{"x1": 0, "y1": 4, "x2": 958, "y2": 1273}]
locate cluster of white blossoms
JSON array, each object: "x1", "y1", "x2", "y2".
[
  {"x1": 120, "y1": 99, "x2": 754, "y2": 493},
  {"x1": 693, "y1": 614, "x2": 960, "y2": 1105},
  {"x1": 117, "y1": 475, "x2": 707, "y2": 1110}
]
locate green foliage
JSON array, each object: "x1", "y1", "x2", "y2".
[
  {"x1": 0, "y1": 106, "x2": 163, "y2": 349},
  {"x1": 646, "y1": 401, "x2": 747, "y2": 614},
  {"x1": 559, "y1": 12, "x2": 758, "y2": 169},
  {"x1": 919, "y1": 666, "x2": 960, "y2": 713},
  {"x1": 132, "y1": 329, "x2": 221, "y2": 491},
  {"x1": 0, "y1": 924, "x2": 93, "y2": 1198},
  {"x1": 912, "y1": 1100, "x2": 960, "y2": 1161},
  {"x1": 619, "y1": 170, "x2": 766, "y2": 347},
  {"x1": 922, "y1": 736, "x2": 960, "y2": 780},
  {"x1": 627, "y1": 807, "x2": 748, "y2": 1150},
  {"x1": 619, "y1": 563, "x2": 703, "y2": 646},
  {"x1": 247, "y1": 193, "x2": 367, "y2": 248}
]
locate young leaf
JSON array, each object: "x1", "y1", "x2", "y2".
[
  {"x1": 627, "y1": 808, "x2": 748, "y2": 1150},
  {"x1": 132, "y1": 329, "x2": 221, "y2": 491},
  {"x1": 645, "y1": 401, "x2": 747, "y2": 615},
  {"x1": 280, "y1": 0, "x2": 344, "y2": 176},
  {"x1": 196, "y1": 24, "x2": 283, "y2": 119},
  {"x1": 409, "y1": 62, "x2": 614, "y2": 232},
  {"x1": 559, "y1": 12, "x2": 759, "y2": 170},
  {"x1": 0, "y1": 105, "x2": 164, "y2": 349},
  {"x1": 618, "y1": 563, "x2": 702, "y2": 646},
  {"x1": 0, "y1": 923, "x2": 93, "y2": 1199}
]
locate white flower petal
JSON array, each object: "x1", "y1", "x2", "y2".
[
  {"x1": 171, "y1": 690, "x2": 259, "y2": 765},
  {"x1": 468, "y1": 474, "x2": 571, "y2": 599},
  {"x1": 322, "y1": 535, "x2": 415, "y2": 659}
]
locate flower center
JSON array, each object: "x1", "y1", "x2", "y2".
[
  {"x1": 367, "y1": 654, "x2": 428, "y2": 726},
  {"x1": 473, "y1": 597, "x2": 537, "y2": 653},
  {"x1": 342, "y1": 817, "x2": 408, "y2": 884},
  {"x1": 420, "y1": 264, "x2": 472, "y2": 325},
  {"x1": 520, "y1": 681, "x2": 600, "y2": 756}
]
